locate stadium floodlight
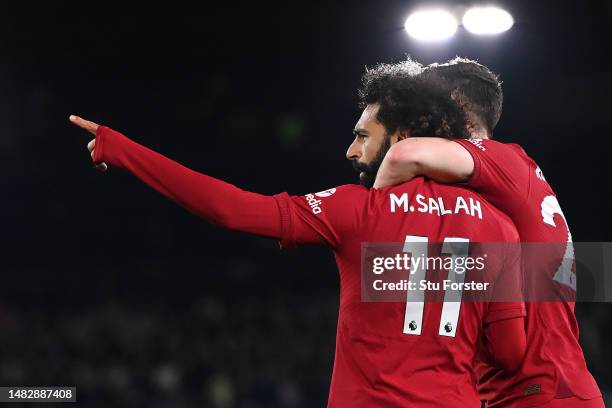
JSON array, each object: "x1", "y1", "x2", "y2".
[
  {"x1": 404, "y1": 9, "x2": 458, "y2": 41},
  {"x1": 462, "y1": 7, "x2": 514, "y2": 34}
]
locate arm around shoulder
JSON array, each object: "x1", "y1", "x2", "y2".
[{"x1": 374, "y1": 137, "x2": 475, "y2": 188}]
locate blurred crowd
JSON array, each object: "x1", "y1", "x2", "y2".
[
  {"x1": 0, "y1": 290, "x2": 338, "y2": 407},
  {"x1": 0, "y1": 265, "x2": 610, "y2": 407}
]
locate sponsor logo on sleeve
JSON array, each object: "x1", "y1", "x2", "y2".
[
  {"x1": 305, "y1": 188, "x2": 336, "y2": 214},
  {"x1": 305, "y1": 194, "x2": 323, "y2": 214},
  {"x1": 315, "y1": 188, "x2": 336, "y2": 198}
]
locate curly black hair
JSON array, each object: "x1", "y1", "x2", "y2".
[
  {"x1": 424, "y1": 57, "x2": 503, "y2": 134},
  {"x1": 358, "y1": 59, "x2": 470, "y2": 140}
]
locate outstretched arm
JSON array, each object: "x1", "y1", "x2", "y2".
[
  {"x1": 69, "y1": 115, "x2": 282, "y2": 239},
  {"x1": 374, "y1": 137, "x2": 475, "y2": 188}
]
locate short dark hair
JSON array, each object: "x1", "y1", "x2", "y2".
[
  {"x1": 358, "y1": 59, "x2": 469, "y2": 140},
  {"x1": 425, "y1": 57, "x2": 503, "y2": 134}
]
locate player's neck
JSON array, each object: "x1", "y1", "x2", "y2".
[
  {"x1": 469, "y1": 127, "x2": 490, "y2": 139},
  {"x1": 466, "y1": 114, "x2": 490, "y2": 139}
]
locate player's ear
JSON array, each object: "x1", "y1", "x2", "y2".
[{"x1": 397, "y1": 128, "x2": 411, "y2": 141}]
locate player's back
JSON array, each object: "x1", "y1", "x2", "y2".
[
  {"x1": 326, "y1": 177, "x2": 523, "y2": 407},
  {"x1": 454, "y1": 138, "x2": 602, "y2": 406}
]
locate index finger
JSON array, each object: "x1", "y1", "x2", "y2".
[{"x1": 69, "y1": 115, "x2": 99, "y2": 136}]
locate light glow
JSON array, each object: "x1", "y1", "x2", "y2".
[
  {"x1": 404, "y1": 10, "x2": 458, "y2": 41},
  {"x1": 462, "y1": 7, "x2": 514, "y2": 34}
]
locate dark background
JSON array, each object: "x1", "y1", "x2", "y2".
[{"x1": 1, "y1": 1, "x2": 611, "y2": 406}]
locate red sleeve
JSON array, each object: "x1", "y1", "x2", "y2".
[
  {"x1": 454, "y1": 139, "x2": 531, "y2": 208},
  {"x1": 273, "y1": 185, "x2": 368, "y2": 250},
  {"x1": 484, "y1": 259, "x2": 525, "y2": 324},
  {"x1": 485, "y1": 302, "x2": 526, "y2": 325},
  {"x1": 485, "y1": 316, "x2": 526, "y2": 372},
  {"x1": 483, "y1": 226, "x2": 526, "y2": 372},
  {"x1": 484, "y1": 222, "x2": 525, "y2": 324},
  {"x1": 94, "y1": 126, "x2": 282, "y2": 238}
]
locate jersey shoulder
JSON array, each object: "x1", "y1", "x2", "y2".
[
  {"x1": 308, "y1": 184, "x2": 369, "y2": 204},
  {"x1": 480, "y1": 138, "x2": 535, "y2": 166},
  {"x1": 306, "y1": 184, "x2": 371, "y2": 220},
  {"x1": 488, "y1": 139, "x2": 557, "y2": 196}
]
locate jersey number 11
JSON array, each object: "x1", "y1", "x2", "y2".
[{"x1": 402, "y1": 235, "x2": 469, "y2": 338}]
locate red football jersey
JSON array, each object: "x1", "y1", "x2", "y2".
[
  {"x1": 274, "y1": 179, "x2": 524, "y2": 407},
  {"x1": 455, "y1": 138, "x2": 602, "y2": 407}
]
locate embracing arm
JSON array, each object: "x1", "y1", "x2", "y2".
[
  {"x1": 374, "y1": 137, "x2": 475, "y2": 188},
  {"x1": 485, "y1": 316, "x2": 526, "y2": 373},
  {"x1": 71, "y1": 116, "x2": 282, "y2": 239}
]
